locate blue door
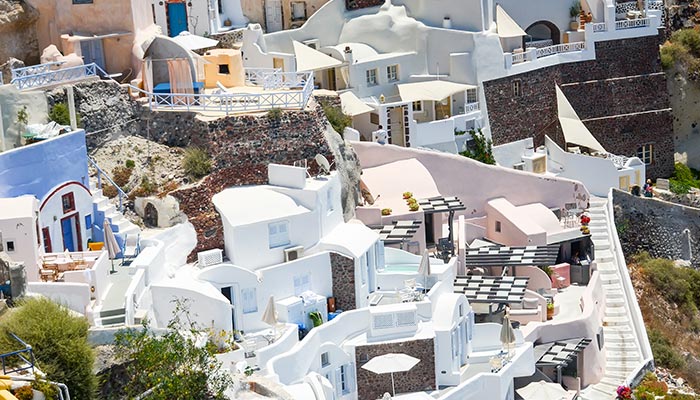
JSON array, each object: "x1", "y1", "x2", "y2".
[
  {"x1": 80, "y1": 40, "x2": 106, "y2": 72},
  {"x1": 168, "y1": 2, "x2": 188, "y2": 37},
  {"x1": 61, "y1": 218, "x2": 75, "y2": 252}
]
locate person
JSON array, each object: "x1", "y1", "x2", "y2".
[
  {"x1": 372, "y1": 125, "x2": 388, "y2": 145},
  {"x1": 571, "y1": 251, "x2": 581, "y2": 265},
  {"x1": 643, "y1": 179, "x2": 653, "y2": 198}
]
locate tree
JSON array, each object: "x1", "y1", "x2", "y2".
[
  {"x1": 459, "y1": 129, "x2": 495, "y2": 165},
  {"x1": 105, "y1": 299, "x2": 232, "y2": 400},
  {"x1": 48, "y1": 103, "x2": 81, "y2": 127},
  {"x1": 320, "y1": 100, "x2": 352, "y2": 135},
  {"x1": 0, "y1": 298, "x2": 97, "y2": 399}
]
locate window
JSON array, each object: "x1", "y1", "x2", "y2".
[
  {"x1": 321, "y1": 352, "x2": 330, "y2": 367},
  {"x1": 62, "y1": 192, "x2": 75, "y2": 214},
  {"x1": 467, "y1": 88, "x2": 478, "y2": 104},
  {"x1": 72, "y1": 0, "x2": 93, "y2": 3},
  {"x1": 370, "y1": 113, "x2": 379, "y2": 125},
  {"x1": 495, "y1": 221, "x2": 502, "y2": 233},
  {"x1": 294, "y1": 273, "x2": 311, "y2": 295},
  {"x1": 291, "y1": 1, "x2": 307, "y2": 20},
  {"x1": 268, "y1": 221, "x2": 290, "y2": 248},
  {"x1": 412, "y1": 101, "x2": 423, "y2": 112},
  {"x1": 327, "y1": 188, "x2": 334, "y2": 214},
  {"x1": 386, "y1": 65, "x2": 398, "y2": 82},
  {"x1": 459, "y1": 303, "x2": 464, "y2": 317},
  {"x1": 360, "y1": 254, "x2": 368, "y2": 285},
  {"x1": 218, "y1": 64, "x2": 230, "y2": 74},
  {"x1": 512, "y1": 80, "x2": 522, "y2": 97},
  {"x1": 241, "y1": 288, "x2": 258, "y2": 314},
  {"x1": 85, "y1": 214, "x2": 92, "y2": 230},
  {"x1": 5, "y1": 241, "x2": 14, "y2": 252},
  {"x1": 637, "y1": 143, "x2": 654, "y2": 165},
  {"x1": 366, "y1": 69, "x2": 378, "y2": 86},
  {"x1": 42, "y1": 228, "x2": 52, "y2": 253},
  {"x1": 340, "y1": 365, "x2": 350, "y2": 394}
]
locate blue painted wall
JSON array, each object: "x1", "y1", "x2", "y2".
[{"x1": 0, "y1": 130, "x2": 90, "y2": 201}]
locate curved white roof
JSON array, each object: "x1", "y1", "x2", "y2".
[
  {"x1": 329, "y1": 42, "x2": 378, "y2": 62},
  {"x1": 212, "y1": 187, "x2": 310, "y2": 226}
]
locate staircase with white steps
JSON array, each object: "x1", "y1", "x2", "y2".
[
  {"x1": 578, "y1": 196, "x2": 652, "y2": 400},
  {"x1": 90, "y1": 181, "x2": 140, "y2": 244}
]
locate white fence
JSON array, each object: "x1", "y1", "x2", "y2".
[
  {"x1": 616, "y1": 17, "x2": 651, "y2": 30},
  {"x1": 11, "y1": 62, "x2": 100, "y2": 90},
  {"x1": 535, "y1": 42, "x2": 586, "y2": 58},
  {"x1": 591, "y1": 22, "x2": 607, "y2": 33}
]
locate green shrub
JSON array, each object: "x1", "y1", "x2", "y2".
[
  {"x1": 0, "y1": 298, "x2": 96, "y2": 399},
  {"x1": 459, "y1": 129, "x2": 495, "y2": 165},
  {"x1": 48, "y1": 103, "x2": 81, "y2": 127},
  {"x1": 13, "y1": 385, "x2": 33, "y2": 400},
  {"x1": 634, "y1": 372, "x2": 668, "y2": 399},
  {"x1": 106, "y1": 299, "x2": 232, "y2": 400},
  {"x1": 669, "y1": 162, "x2": 700, "y2": 194},
  {"x1": 183, "y1": 147, "x2": 212, "y2": 180},
  {"x1": 648, "y1": 328, "x2": 686, "y2": 370},
  {"x1": 267, "y1": 108, "x2": 283, "y2": 120},
  {"x1": 320, "y1": 100, "x2": 352, "y2": 135},
  {"x1": 125, "y1": 159, "x2": 136, "y2": 169}
]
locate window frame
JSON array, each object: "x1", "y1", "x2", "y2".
[
  {"x1": 62, "y1": 192, "x2": 76, "y2": 214},
  {"x1": 386, "y1": 64, "x2": 399, "y2": 82},
  {"x1": 512, "y1": 80, "x2": 522, "y2": 97},
  {"x1": 412, "y1": 101, "x2": 423, "y2": 113},
  {"x1": 366, "y1": 69, "x2": 378, "y2": 86},
  {"x1": 241, "y1": 287, "x2": 258, "y2": 314},
  {"x1": 268, "y1": 220, "x2": 290, "y2": 249},
  {"x1": 321, "y1": 352, "x2": 330, "y2": 367},
  {"x1": 42, "y1": 227, "x2": 52, "y2": 253},
  {"x1": 291, "y1": 1, "x2": 307, "y2": 21},
  {"x1": 5, "y1": 241, "x2": 15, "y2": 253},
  {"x1": 72, "y1": 0, "x2": 93, "y2": 4},
  {"x1": 637, "y1": 143, "x2": 654, "y2": 165},
  {"x1": 495, "y1": 220, "x2": 502, "y2": 233}
]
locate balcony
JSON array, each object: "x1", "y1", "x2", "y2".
[{"x1": 506, "y1": 42, "x2": 586, "y2": 68}]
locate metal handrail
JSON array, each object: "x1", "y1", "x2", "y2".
[
  {"x1": 87, "y1": 156, "x2": 127, "y2": 212},
  {"x1": 0, "y1": 333, "x2": 35, "y2": 376},
  {"x1": 11, "y1": 63, "x2": 102, "y2": 90}
]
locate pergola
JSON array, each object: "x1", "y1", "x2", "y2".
[
  {"x1": 453, "y1": 275, "x2": 530, "y2": 304},
  {"x1": 535, "y1": 338, "x2": 592, "y2": 383},
  {"x1": 464, "y1": 244, "x2": 560, "y2": 275},
  {"x1": 417, "y1": 196, "x2": 465, "y2": 255},
  {"x1": 368, "y1": 220, "x2": 422, "y2": 247}
]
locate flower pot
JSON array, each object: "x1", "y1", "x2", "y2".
[
  {"x1": 570, "y1": 21, "x2": 580, "y2": 30},
  {"x1": 546, "y1": 306, "x2": 554, "y2": 320}
]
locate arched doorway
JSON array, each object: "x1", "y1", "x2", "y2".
[
  {"x1": 144, "y1": 202, "x2": 159, "y2": 228},
  {"x1": 524, "y1": 20, "x2": 561, "y2": 47}
]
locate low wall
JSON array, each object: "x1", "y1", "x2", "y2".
[
  {"x1": 27, "y1": 282, "x2": 91, "y2": 315},
  {"x1": 613, "y1": 189, "x2": 700, "y2": 265}
]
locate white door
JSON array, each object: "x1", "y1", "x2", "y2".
[{"x1": 265, "y1": 0, "x2": 283, "y2": 32}]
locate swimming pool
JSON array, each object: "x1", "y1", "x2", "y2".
[{"x1": 381, "y1": 264, "x2": 419, "y2": 273}]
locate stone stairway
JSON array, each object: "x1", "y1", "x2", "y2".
[
  {"x1": 90, "y1": 181, "x2": 140, "y2": 245},
  {"x1": 580, "y1": 197, "x2": 645, "y2": 400}
]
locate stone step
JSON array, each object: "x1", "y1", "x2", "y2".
[
  {"x1": 605, "y1": 306, "x2": 627, "y2": 317},
  {"x1": 602, "y1": 283, "x2": 622, "y2": 292},
  {"x1": 605, "y1": 297, "x2": 625, "y2": 307},
  {"x1": 596, "y1": 262, "x2": 616, "y2": 271},
  {"x1": 603, "y1": 315, "x2": 629, "y2": 326},
  {"x1": 100, "y1": 307, "x2": 126, "y2": 318},
  {"x1": 599, "y1": 377, "x2": 624, "y2": 388},
  {"x1": 600, "y1": 272, "x2": 619, "y2": 284},
  {"x1": 596, "y1": 251, "x2": 614, "y2": 263},
  {"x1": 98, "y1": 314, "x2": 126, "y2": 327},
  {"x1": 592, "y1": 381, "x2": 619, "y2": 395},
  {"x1": 605, "y1": 341, "x2": 638, "y2": 351},
  {"x1": 606, "y1": 351, "x2": 640, "y2": 362},
  {"x1": 605, "y1": 361, "x2": 640, "y2": 373},
  {"x1": 581, "y1": 387, "x2": 615, "y2": 400},
  {"x1": 605, "y1": 370, "x2": 632, "y2": 381},
  {"x1": 604, "y1": 324, "x2": 632, "y2": 334},
  {"x1": 593, "y1": 240, "x2": 611, "y2": 250}
]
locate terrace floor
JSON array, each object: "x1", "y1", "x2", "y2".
[{"x1": 551, "y1": 284, "x2": 586, "y2": 323}]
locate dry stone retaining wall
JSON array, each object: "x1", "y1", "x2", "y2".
[{"x1": 330, "y1": 252, "x2": 356, "y2": 311}]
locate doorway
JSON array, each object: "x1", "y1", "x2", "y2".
[
  {"x1": 273, "y1": 57, "x2": 284, "y2": 71},
  {"x1": 167, "y1": 1, "x2": 188, "y2": 37},
  {"x1": 60, "y1": 213, "x2": 82, "y2": 252},
  {"x1": 388, "y1": 106, "x2": 406, "y2": 147},
  {"x1": 434, "y1": 97, "x2": 451, "y2": 119},
  {"x1": 221, "y1": 286, "x2": 237, "y2": 330},
  {"x1": 80, "y1": 39, "x2": 106, "y2": 71},
  {"x1": 326, "y1": 68, "x2": 337, "y2": 91},
  {"x1": 265, "y1": 0, "x2": 283, "y2": 32}
]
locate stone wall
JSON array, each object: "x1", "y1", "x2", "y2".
[
  {"x1": 354, "y1": 338, "x2": 436, "y2": 400},
  {"x1": 345, "y1": 0, "x2": 382, "y2": 10},
  {"x1": 330, "y1": 252, "x2": 356, "y2": 311},
  {"x1": 483, "y1": 34, "x2": 674, "y2": 179},
  {"x1": 0, "y1": 0, "x2": 39, "y2": 67},
  {"x1": 613, "y1": 189, "x2": 700, "y2": 265}
]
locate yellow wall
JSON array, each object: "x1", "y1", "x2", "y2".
[{"x1": 203, "y1": 49, "x2": 245, "y2": 88}]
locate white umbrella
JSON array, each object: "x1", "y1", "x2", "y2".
[
  {"x1": 172, "y1": 31, "x2": 219, "y2": 51},
  {"x1": 361, "y1": 353, "x2": 420, "y2": 396},
  {"x1": 516, "y1": 380, "x2": 568, "y2": 400},
  {"x1": 261, "y1": 295, "x2": 278, "y2": 327},
  {"x1": 500, "y1": 311, "x2": 516, "y2": 359},
  {"x1": 416, "y1": 249, "x2": 430, "y2": 289},
  {"x1": 103, "y1": 219, "x2": 120, "y2": 274}
]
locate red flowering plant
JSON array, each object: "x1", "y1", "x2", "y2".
[
  {"x1": 580, "y1": 214, "x2": 591, "y2": 225},
  {"x1": 616, "y1": 385, "x2": 633, "y2": 399}
]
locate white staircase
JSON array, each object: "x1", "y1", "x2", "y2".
[
  {"x1": 579, "y1": 197, "x2": 646, "y2": 400},
  {"x1": 90, "y1": 181, "x2": 140, "y2": 239}
]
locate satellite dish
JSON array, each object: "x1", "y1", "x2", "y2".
[{"x1": 314, "y1": 154, "x2": 331, "y2": 175}]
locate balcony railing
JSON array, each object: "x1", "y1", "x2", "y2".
[
  {"x1": 591, "y1": 22, "x2": 607, "y2": 32},
  {"x1": 615, "y1": 1, "x2": 639, "y2": 14},
  {"x1": 245, "y1": 68, "x2": 282, "y2": 86},
  {"x1": 11, "y1": 62, "x2": 101, "y2": 90},
  {"x1": 615, "y1": 17, "x2": 651, "y2": 30},
  {"x1": 605, "y1": 153, "x2": 631, "y2": 169},
  {"x1": 512, "y1": 52, "x2": 527, "y2": 64},
  {"x1": 535, "y1": 42, "x2": 586, "y2": 58},
  {"x1": 88, "y1": 156, "x2": 127, "y2": 213},
  {"x1": 464, "y1": 102, "x2": 479, "y2": 113},
  {"x1": 0, "y1": 333, "x2": 36, "y2": 376}
]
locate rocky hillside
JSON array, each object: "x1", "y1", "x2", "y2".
[{"x1": 0, "y1": 0, "x2": 38, "y2": 71}]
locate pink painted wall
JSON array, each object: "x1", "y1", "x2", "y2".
[
  {"x1": 484, "y1": 198, "x2": 547, "y2": 246},
  {"x1": 352, "y1": 142, "x2": 590, "y2": 220}
]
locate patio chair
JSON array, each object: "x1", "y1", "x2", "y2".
[{"x1": 121, "y1": 233, "x2": 141, "y2": 265}]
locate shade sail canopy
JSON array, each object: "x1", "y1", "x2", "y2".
[
  {"x1": 361, "y1": 353, "x2": 420, "y2": 374},
  {"x1": 172, "y1": 31, "x2": 219, "y2": 50},
  {"x1": 496, "y1": 5, "x2": 527, "y2": 38},
  {"x1": 397, "y1": 80, "x2": 476, "y2": 103},
  {"x1": 293, "y1": 40, "x2": 343, "y2": 72},
  {"x1": 500, "y1": 315, "x2": 516, "y2": 345},
  {"x1": 556, "y1": 86, "x2": 606, "y2": 153},
  {"x1": 340, "y1": 91, "x2": 373, "y2": 116},
  {"x1": 516, "y1": 381, "x2": 568, "y2": 400}
]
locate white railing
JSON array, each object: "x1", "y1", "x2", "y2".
[
  {"x1": 648, "y1": 0, "x2": 666, "y2": 23},
  {"x1": 615, "y1": 1, "x2": 639, "y2": 14},
  {"x1": 591, "y1": 22, "x2": 608, "y2": 33},
  {"x1": 244, "y1": 69, "x2": 310, "y2": 90},
  {"x1": 615, "y1": 17, "x2": 651, "y2": 30},
  {"x1": 525, "y1": 39, "x2": 553, "y2": 49},
  {"x1": 535, "y1": 41, "x2": 586, "y2": 58},
  {"x1": 11, "y1": 62, "x2": 101, "y2": 90},
  {"x1": 605, "y1": 153, "x2": 630, "y2": 169},
  {"x1": 139, "y1": 71, "x2": 314, "y2": 114},
  {"x1": 511, "y1": 52, "x2": 526, "y2": 64},
  {"x1": 465, "y1": 102, "x2": 479, "y2": 113},
  {"x1": 245, "y1": 68, "x2": 282, "y2": 86}
]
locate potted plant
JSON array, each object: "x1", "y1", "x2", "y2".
[
  {"x1": 309, "y1": 311, "x2": 323, "y2": 327},
  {"x1": 381, "y1": 208, "x2": 392, "y2": 216},
  {"x1": 546, "y1": 302, "x2": 555, "y2": 320},
  {"x1": 403, "y1": 192, "x2": 413, "y2": 199},
  {"x1": 570, "y1": 0, "x2": 581, "y2": 30},
  {"x1": 409, "y1": 203, "x2": 420, "y2": 212},
  {"x1": 616, "y1": 385, "x2": 633, "y2": 400}
]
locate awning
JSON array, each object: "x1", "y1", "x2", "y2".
[
  {"x1": 172, "y1": 31, "x2": 219, "y2": 51},
  {"x1": 339, "y1": 91, "x2": 373, "y2": 116},
  {"x1": 496, "y1": 5, "x2": 526, "y2": 38},
  {"x1": 397, "y1": 80, "x2": 476, "y2": 103},
  {"x1": 293, "y1": 40, "x2": 343, "y2": 72},
  {"x1": 556, "y1": 86, "x2": 606, "y2": 153}
]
